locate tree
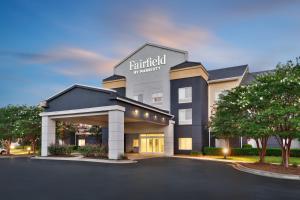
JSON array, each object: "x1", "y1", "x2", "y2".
[
  {"x1": 256, "y1": 60, "x2": 300, "y2": 168},
  {"x1": 0, "y1": 105, "x2": 25, "y2": 154},
  {"x1": 0, "y1": 105, "x2": 43, "y2": 154},
  {"x1": 56, "y1": 122, "x2": 77, "y2": 145},
  {"x1": 17, "y1": 106, "x2": 43, "y2": 153},
  {"x1": 210, "y1": 85, "x2": 272, "y2": 163}
]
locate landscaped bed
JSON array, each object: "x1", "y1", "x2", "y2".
[
  {"x1": 203, "y1": 155, "x2": 300, "y2": 165},
  {"x1": 241, "y1": 163, "x2": 300, "y2": 175}
]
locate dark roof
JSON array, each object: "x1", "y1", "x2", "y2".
[
  {"x1": 103, "y1": 74, "x2": 126, "y2": 82},
  {"x1": 170, "y1": 61, "x2": 203, "y2": 70},
  {"x1": 241, "y1": 70, "x2": 275, "y2": 85},
  {"x1": 45, "y1": 84, "x2": 116, "y2": 102},
  {"x1": 208, "y1": 65, "x2": 248, "y2": 81}
]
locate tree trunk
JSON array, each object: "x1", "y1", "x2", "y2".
[
  {"x1": 282, "y1": 138, "x2": 292, "y2": 168},
  {"x1": 256, "y1": 137, "x2": 268, "y2": 164},
  {"x1": 6, "y1": 139, "x2": 11, "y2": 155}
]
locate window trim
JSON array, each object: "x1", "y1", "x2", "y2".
[
  {"x1": 178, "y1": 87, "x2": 192, "y2": 104},
  {"x1": 178, "y1": 138, "x2": 192, "y2": 150},
  {"x1": 178, "y1": 108, "x2": 192, "y2": 125}
]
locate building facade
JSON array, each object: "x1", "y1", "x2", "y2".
[{"x1": 40, "y1": 43, "x2": 299, "y2": 159}]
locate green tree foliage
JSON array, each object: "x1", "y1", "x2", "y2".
[
  {"x1": 56, "y1": 122, "x2": 77, "y2": 145},
  {"x1": 0, "y1": 105, "x2": 42, "y2": 154},
  {"x1": 211, "y1": 58, "x2": 300, "y2": 167},
  {"x1": 257, "y1": 60, "x2": 300, "y2": 167}
]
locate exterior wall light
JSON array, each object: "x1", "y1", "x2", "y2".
[
  {"x1": 154, "y1": 115, "x2": 157, "y2": 120},
  {"x1": 144, "y1": 112, "x2": 149, "y2": 118},
  {"x1": 223, "y1": 148, "x2": 229, "y2": 159},
  {"x1": 134, "y1": 109, "x2": 139, "y2": 115},
  {"x1": 162, "y1": 117, "x2": 165, "y2": 122}
]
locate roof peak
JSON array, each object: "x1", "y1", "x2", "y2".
[{"x1": 114, "y1": 43, "x2": 188, "y2": 69}]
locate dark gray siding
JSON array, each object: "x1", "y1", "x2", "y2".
[
  {"x1": 171, "y1": 76, "x2": 208, "y2": 154},
  {"x1": 114, "y1": 87, "x2": 126, "y2": 96},
  {"x1": 45, "y1": 87, "x2": 116, "y2": 112}
]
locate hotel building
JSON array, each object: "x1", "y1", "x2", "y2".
[{"x1": 40, "y1": 43, "x2": 300, "y2": 159}]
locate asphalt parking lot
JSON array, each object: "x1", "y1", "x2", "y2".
[{"x1": 0, "y1": 157, "x2": 300, "y2": 200}]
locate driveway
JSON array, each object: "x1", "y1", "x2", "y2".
[{"x1": 0, "y1": 157, "x2": 299, "y2": 200}]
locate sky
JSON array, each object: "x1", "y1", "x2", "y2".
[{"x1": 0, "y1": 0, "x2": 299, "y2": 107}]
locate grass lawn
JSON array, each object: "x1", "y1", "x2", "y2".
[
  {"x1": 10, "y1": 148, "x2": 30, "y2": 155},
  {"x1": 204, "y1": 155, "x2": 300, "y2": 165}
]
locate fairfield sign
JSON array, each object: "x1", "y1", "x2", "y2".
[{"x1": 129, "y1": 55, "x2": 166, "y2": 74}]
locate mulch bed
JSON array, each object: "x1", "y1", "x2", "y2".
[{"x1": 241, "y1": 163, "x2": 300, "y2": 175}]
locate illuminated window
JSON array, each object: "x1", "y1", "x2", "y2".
[
  {"x1": 152, "y1": 92, "x2": 163, "y2": 104},
  {"x1": 178, "y1": 87, "x2": 192, "y2": 103},
  {"x1": 133, "y1": 139, "x2": 139, "y2": 147},
  {"x1": 178, "y1": 109, "x2": 192, "y2": 125},
  {"x1": 178, "y1": 138, "x2": 192, "y2": 150},
  {"x1": 78, "y1": 139, "x2": 85, "y2": 146}
]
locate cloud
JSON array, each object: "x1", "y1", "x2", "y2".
[
  {"x1": 134, "y1": 11, "x2": 250, "y2": 67},
  {"x1": 1, "y1": 47, "x2": 118, "y2": 77}
]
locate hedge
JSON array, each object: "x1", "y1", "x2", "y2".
[
  {"x1": 203, "y1": 147, "x2": 300, "y2": 157},
  {"x1": 48, "y1": 144, "x2": 74, "y2": 156},
  {"x1": 78, "y1": 145, "x2": 107, "y2": 158}
]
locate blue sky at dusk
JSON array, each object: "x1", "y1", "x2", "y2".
[{"x1": 0, "y1": 0, "x2": 299, "y2": 107}]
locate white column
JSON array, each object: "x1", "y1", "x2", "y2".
[
  {"x1": 41, "y1": 116, "x2": 56, "y2": 156},
  {"x1": 164, "y1": 120, "x2": 174, "y2": 156},
  {"x1": 108, "y1": 110, "x2": 124, "y2": 159}
]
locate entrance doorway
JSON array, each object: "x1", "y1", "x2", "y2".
[{"x1": 140, "y1": 134, "x2": 164, "y2": 153}]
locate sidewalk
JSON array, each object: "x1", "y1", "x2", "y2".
[{"x1": 32, "y1": 156, "x2": 137, "y2": 164}]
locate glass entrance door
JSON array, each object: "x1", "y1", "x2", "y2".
[{"x1": 140, "y1": 134, "x2": 164, "y2": 153}]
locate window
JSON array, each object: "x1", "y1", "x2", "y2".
[
  {"x1": 178, "y1": 87, "x2": 192, "y2": 103},
  {"x1": 152, "y1": 92, "x2": 163, "y2": 104},
  {"x1": 133, "y1": 94, "x2": 143, "y2": 102},
  {"x1": 78, "y1": 139, "x2": 85, "y2": 146},
  {"x1": 133, "y1": 139, "x2": 139, "y2": 147},
  {"x1": 214, "y1": 90, "x2": 228, "y2": 102},
  {"x1": 178, "y1": 109, "x2": 192, "y2": 125},
  {"x1": 179, "y1": 138, "x2": 192, "y2": 150}
]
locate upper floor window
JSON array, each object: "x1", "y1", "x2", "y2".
[
  {"x1": 133, "y1": 94, "x2": 143, "y2": 103},
  {"x1": 178, "y1": 87, "x2": 192, "y2": 103},
  {"x1": 152, "y1": 92, "x2": 163, "y2": 104},
  {"x1": 214, "y1": 90, "x2": 228, "y2": 102},
  {"x1": 178, "y1": 109, "x2": 192, "y2": 125}
]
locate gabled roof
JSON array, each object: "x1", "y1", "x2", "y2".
[
  {"x1": 114, "y1": 43, "x2": 188, "y2": 69},
  {"x1": 208, "y1": 65, "x2": 248, "y2": 81},
  {"x1": 241, "y1": 70, "x2": 275, "y2": 85},
  {"x1": 103, "y1": 74, "x2": 126, "y2": 82},
  {"x1": 170, "y1": 61, "x2": 203, "y2": 70},
  {"x1": 44, "y1": 84, "x2": 116, "y2": 102}
]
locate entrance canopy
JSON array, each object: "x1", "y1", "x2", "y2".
[{"x1": 40, "y1": 84, "x2": 174, "y2": 159}]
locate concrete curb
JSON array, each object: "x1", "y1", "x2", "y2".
[
  {"x1": 233, "y1": 163, "x2": 300, "y2": 181},
  {"x1": 31, "y1": 156, "x2": 137, "y2": 164}
]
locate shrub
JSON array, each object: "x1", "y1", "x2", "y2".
[
  {"x1": 78, "y1": 145, "x2": 107, "y2": 158},
  {"x1": 242, "y1": 144, "x2": 252, "y2": 148},
  {"x1": 203, "y1": 147, "x2": 300, "y2": 157},
  {"x1": 203, "y1": 147, "x2": 223, "y2": 156},
  {"x1": 292, "y1": 163, "x2": 298, "y2": 168},
  {"x1": 48, "y1": 144, "x2": 73, "y2": 156},
  {"x1": 190, "y1": 151, "x2": 202, "y2": 156},
  {"x1": 118, "y1": 153, "x2": 128, "y2": 160}
]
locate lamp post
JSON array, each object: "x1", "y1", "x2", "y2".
[{"x1": 223, "y1": 148, "x2": 229, "y2": 159}]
